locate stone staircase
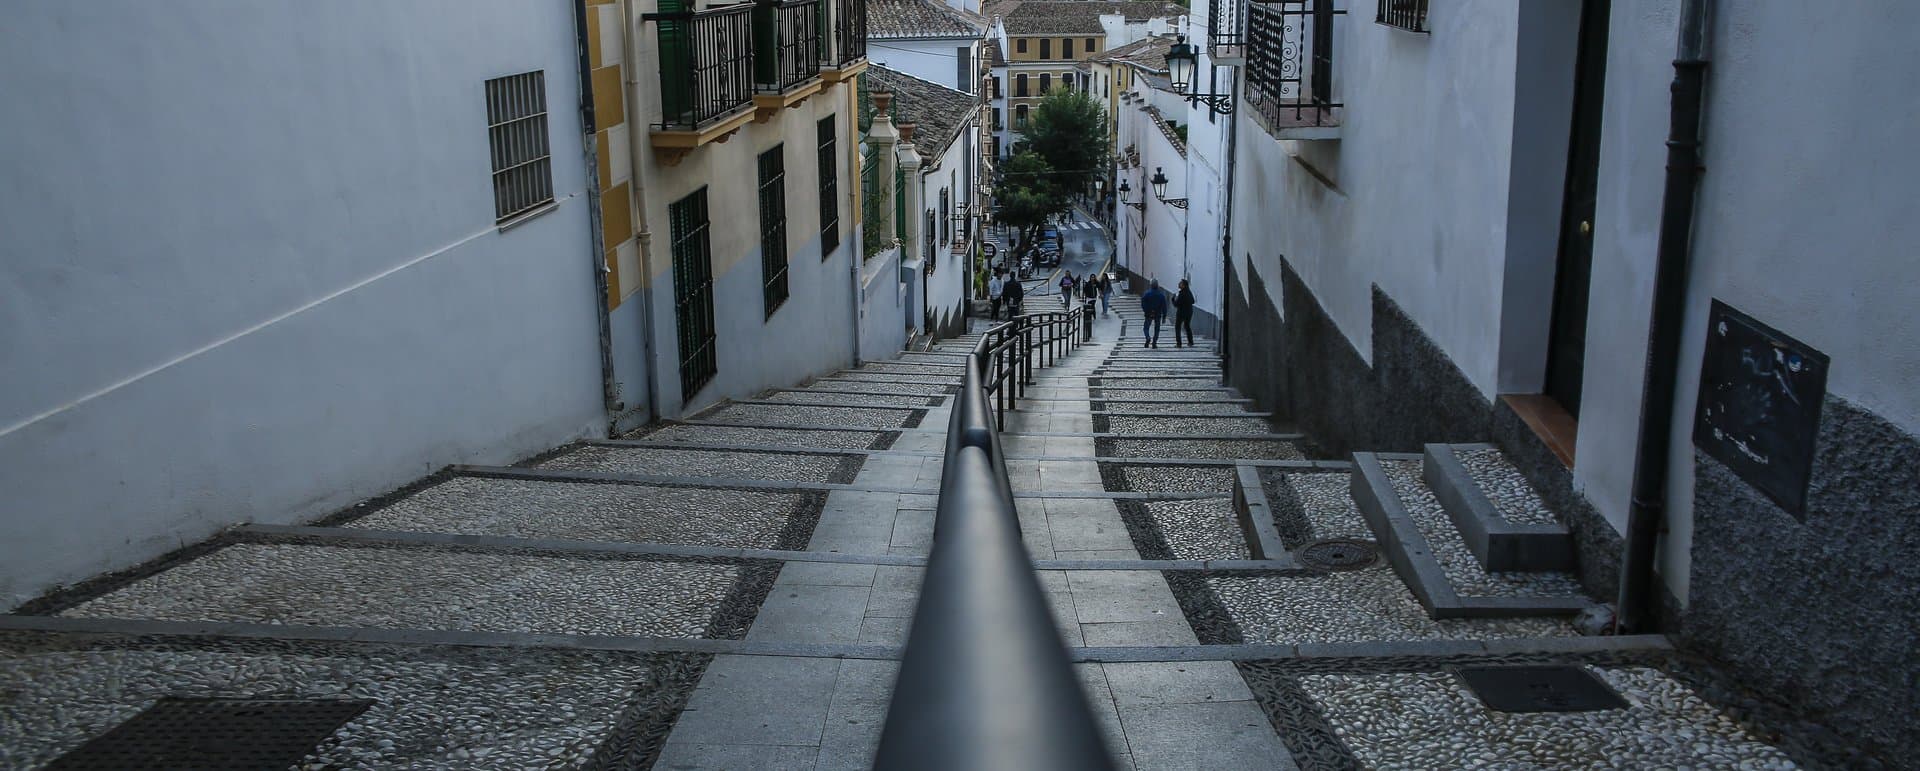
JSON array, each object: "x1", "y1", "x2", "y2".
[{"x1": 0, "y1": 296, "x2": 1815, "y2": 769}]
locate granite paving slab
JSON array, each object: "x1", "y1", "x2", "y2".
[
  {"x1": 60, "y1": 544, "x2": 742, "y2": 639},
  {"x1": 344, "y1": 476, "x2": 822, "y2": 550},
  {"x1": 0, "y1": 634, "x2": 702, "y2": 770}
]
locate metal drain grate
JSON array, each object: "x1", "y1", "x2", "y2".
[
  {"x1": 1456, "y1": 666, "x2": 1629, "y2": 713},
  {"x1": 48, "y1": 697, "x2": 373, "y2": 770},
  {"x1": 1297, "y1": 538, "x2": 1380, "y2": 572}
]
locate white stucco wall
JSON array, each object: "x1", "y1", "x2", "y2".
[
  {"x1": 922, "y1": 131, "x2": 976, "y2": 329},
  {"x1": 870, "y1": 37, "x2": 984, "y2": 93},
  {"x1": 0, "y1": 2, "x2": 605, "y2": 607},
  {"x1": 1576, "y1": 0, "x2": 1920, "y2": 601}
]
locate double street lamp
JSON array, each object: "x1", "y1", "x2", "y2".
[{"x1": 1120, "y1": 168, "x2": 1188, "y2": 210}]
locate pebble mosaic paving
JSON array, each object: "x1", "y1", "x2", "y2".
[
  {"x1": 637, "y1": 424, "x2": 891, "y2": 450},
  {"x1": 1115, "y1": 464, "x2": 1238, "y2": 494},
  {"x1": 761, "y1": 391, "x2": 938, "y2": 408},
  {"x1": 62, "y1": 544, "x2": 740, "y2": 639},
  {"x1": 700, "y1": 404, "x2": 920, "y2": 430},
  {"x1": 1456, "y1": 447, "x2": 1563, "y2": 526},
  {"x1": 1096, "y1": 401, "x2": 1257, "y2": 415},
  {"x1": 1264, "y1": 470, "x2": 1375, "y2": 549},
  {"x1": 1207, "y1": 570, "x2": 1576, "y2": 645},
  {"x1": 1103, "y1": 416, "x2": 1276, "y2": 435},
  {"x1": 1100, "y1": 438, "x2": 1306, "y2": 461},
  {"x1": 346, "y1": 476, "x2": 819, "y2": 550},
  {"x1": 1379, "y1": 459, "x2": 1586, "y2": 599},
  {"x1": 1095, "y1": 378, "x2": 1222, "y2": 389},
  {"x1": 800, "y1": 380, "x2": 954, "y2": 396},
  {"x1": 1298, "y1": 667, "x2": 1800, "y2": 769},
  {"x1": 0, "y1": 635, "x2": 702, "y2": 770},
  {"x1": 1094, "y1": 388, "x2": 1239, "y2": 400},
  {"x1": 534, "y1": 445, "x2": 860, "y2": 484},
  {"x1": 1137, "y1": 498, "x2": 1250, "y2": 560}
]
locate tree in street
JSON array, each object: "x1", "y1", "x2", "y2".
[
  {"x1": 994, "y1": 150, "x2": 1065, "y2": 256},
  {"x1": 1023, "y1": 89, "x2": 1110, "y2": 199}
]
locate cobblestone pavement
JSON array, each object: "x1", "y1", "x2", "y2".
[{"x1": 0, "y1": 302, "x2": 1830, "y2": 769}]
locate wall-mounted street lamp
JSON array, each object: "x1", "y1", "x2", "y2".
[
  {"x1": 1149, "y1": 166, "x2": 1188, "y2": 209},
  {"x1": 1166, "y1": 35, "x2": 1234, "y2": 115},
  {"x1": 1116, "y1": 179, "x2": 1144, "y2": 210}
]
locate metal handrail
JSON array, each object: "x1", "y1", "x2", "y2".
[{"x1": 874, "y1": 300, "x2": 1112, "y2": 771}]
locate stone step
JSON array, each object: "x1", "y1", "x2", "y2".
[
  {"x1": 824, "y1": 371, "x2": 960, "y2": 385},
  {"x1": 796, "y1": 379, "x2": 958, "y2": 397},
  {"x1": 1094, "y1": 415, "x2": 1279, "y2": 436},
  {"x1": 755, "y1": 391, "x2": 947, "y2": 409},
  {"x1": 1421, "y1": 443, "x2": 1574, "y2": 573},
  {"x1": 634, "y1": 422, "x2": 896, "y2": 451},
  {"x1": 1350, "y1": 452, "x2": 1591, "y2": 620},
  {"x1": 1088, "y1": 401, "x2": 1261, "y2": 416},
  {"x1": 690, "y1": 402, "x2": 928, "y2": 430}
]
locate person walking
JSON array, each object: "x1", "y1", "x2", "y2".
[
  {"x1": 1098, "y1": 273, "x2": 1113, "y2": 316},
  {"x1": 1139, "y1": 279, "x2": 1168, "y2": 348},
  {"x1": 1058, "y1": 272, "x2": 1076, "y2": 308},
  {"x1": 987, "y1": 271, "x2": 1005, "y2": 320},
  {"x1": 1004, "y1": 271, "x2": 1025, "y2": 317},
  {"x1": 1173, "y1": 278, "x2": 1197, "y2": 348}
]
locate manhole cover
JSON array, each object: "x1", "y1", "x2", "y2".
[
  {"x1": 1456, "y1": 666, "x2": 1629, "y2": 713},
  {"x1": 1297, "y1": 538, "x2": 1379, "y2": 571},
  {"x1": 49, "y1": 697, "x2": 373, "y2": 770}
]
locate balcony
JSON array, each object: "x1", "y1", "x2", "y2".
[
  {"x1": 752, "y1": 0, "x2": 825, "y2": 121},
  {"x1": 823, "y1": 0, "x2": 868, "y2": 83},
  {"x1": 1245, "y1": 0, "x2": 1344, "y2": 140},
  {"x1": 647, "y1": 3, "x2": 757, "y2": 162},
  {"x1": 1206, "y1": 0, "x2": 1247, "y2": 65}
]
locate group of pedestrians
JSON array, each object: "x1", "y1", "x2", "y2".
[
  {"x1": 1137, "y1": 278, "x2": 1196, "y2": 348},
  {"x1": 1057, "y1": 272, "x2": 1114, "y2": 315},
  {"x1": 986, "y1": 268, "x2": 1023, "y2": 320}
]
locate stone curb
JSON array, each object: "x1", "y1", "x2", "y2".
[
  {"x1": 1232, "y1": 465, "x2": 1291, "y2": 560},
  {"x1": 1422, "y1": 442, "x2": 1574, "y2": 573}
]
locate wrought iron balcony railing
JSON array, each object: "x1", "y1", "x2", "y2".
[
  {"x1": 754, "y1": 0, "x2": 822, "y2": 93},
  {"x1": 1207, "y1": 0, "x2": 1248, "y2": 61},
  {"x1": 648, "y1": 4, "x2": 757, "y2": 130},
  {"x1": 835, "y1": 0, "x2": 867, "y2": 65},
  {"x1": 1245, "y1": 0, "x2": 1343, "y2": 131},
  {"x1": 1376, "y1": 0, "x2": 1428, "y2": 33}
]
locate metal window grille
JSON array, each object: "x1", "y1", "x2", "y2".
[
  {"x1": 818, "y1": 116, "x2": 840, "y2": 257},
  {"x1": 1246, "y1": 0, "x2": 1343, "y2": 128},
  {"x1": 894, "y1": 163, "x2": 907, "y2": 242},
  {"x1": 1376, "y1": 0, "x2": 1427, "y2": 32},
  {"x1": 1208, "y1": 0, "x2": 1248, "y2": 56},
  {"x1": 648, "y1": 4, "x2": 756, "y2": 130},
  {"x1": 754, "y1": 0, "x2": 822, "y2": 93},
  {"x1": 759, "y1": 146, "x2": 790, "y2": 317},
  {"x1": 939, "y1": 188, "x2": 950, "y2": 246},
  {"x1": 485, "y1": 71, "x2": 554, "y2": 224},
  {"x1": 670, "y1": 189, "x2": 719, "y2": 398}
]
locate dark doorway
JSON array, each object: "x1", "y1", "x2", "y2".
[{"x1": 1543, "y1": 0, "x2": 1611, "y2": 417}]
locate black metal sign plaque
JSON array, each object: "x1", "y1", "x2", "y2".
[{"x1": 1693, "y1": 300, "x2": 1829, "y2": 519}]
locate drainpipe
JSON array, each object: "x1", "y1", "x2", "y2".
[
  {"x1": 574, "y1": 0, "x2": 620, "y2": 432},
  {"x1": 1618, "y1": 0, "x2": 1712, "y2": 634},
  {"x1": 1216, "y1": 67, "x2": 1238, "y2": 371},
  {"x1": 620, "y1": 0, "x2": 663, "y2": 423}
]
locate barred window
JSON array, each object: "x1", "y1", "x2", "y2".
[
  {"x1": 670, "y1": 188, "x2": 718, "y2": 398},
  {"x1": 485, "y1": 71, "x2": 554, "y2": 224},
  {"x1": 817, "y1": 116, "x2": 840, "y2": 257},
  {"x1": 759, "y1": 145, "x2": 790, "y2": 317},
  {"x1": 1377, "y1": 0, "x2": 1429, "y2": 33}
]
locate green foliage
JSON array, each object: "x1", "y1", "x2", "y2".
[
  {"x1": 1025, "y1": 89, "x2": 1111, "y2": 196},
  {"x1": 994, "y1": 150, "x2": 1068, "y2": 251}
]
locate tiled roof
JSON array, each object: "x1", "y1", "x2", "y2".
[
  {"x1": 1001, "y1": 1, "x2": 1184, "y2": 34},
  {"x1": 867, "y1": 65, "x2": 981, "y2": 161},
  {"x1": 1090, "y1": 32, "x2": 1171, "y2": 72},
  {"x1": 867, "y1": 0, "x2": 988, "y2": 39}
]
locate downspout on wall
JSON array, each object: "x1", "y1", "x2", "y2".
[
  {"x1": 573, "y1": 0, "x2": 620, "y2": 433},
  {"x1": 620, "y1": 0, "x2": 663, "y2": 423},
  {"x1": 1618, "y1": 0, "x2": 1713, "y2": 633},
  {"x1": 1215, "y1": 67, "x2": 1238, "y2": 368}
]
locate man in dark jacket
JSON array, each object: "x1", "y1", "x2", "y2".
[
  {"x1": 1139, "y1": 280, "x2": 1169, "y2": 348},
  {"x1": 1003, "y1": 273, "x2": 1024, "y2": 317},
  {"x1": 1173, "y1": 278, "x2": 1197, "y2": 347}
]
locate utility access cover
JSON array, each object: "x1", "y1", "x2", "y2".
[
  {"x1": 48, "y1": 697, "x2": 373, "y2": 770},
  {"x1": 1456, "y1": 666, "x2": 1627, "y2": 713},
  {"x1": 1297, "y1": 538, "x2": 1380, "y2": 572}
]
